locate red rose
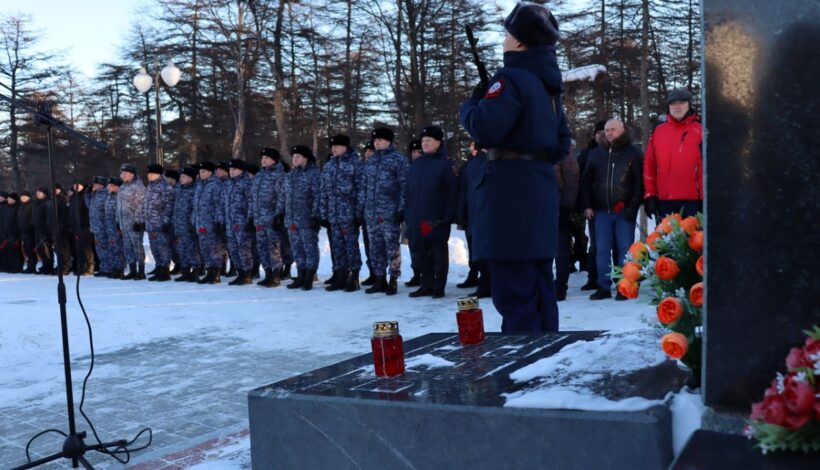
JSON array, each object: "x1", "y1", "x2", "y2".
[
  {"x1": 783, "y1": 376, "x2": 816, "y2": 415},
  {"x1": 290, "y1": 223, "x2": 298, "y2": 232},
  {"x1": 805, "y1": 338, "x2": 820, "y2": 357},
  {"x1": 750, "y1": 401, "x2": 765, "y2": 420},
  {"x1": 256, "y1": 224, "x2": 263, "y2": 232},
  {"x1": 762, "y1": 395, "x2": 788, "y2": 426},
  {"x1": 199, "y1": 227, "x2": 207, "y2": 234},
  {"x1": 420, "y1": 220, "x2": 433, "y2": 236},
  {"x1": 784, "y1": 413, "x2": 812, "y2": 431},
  {"x1": 613, "y1": 201, "x2": 625, "y2": 214},
  {"x1": 786, "y1": 347, "x2": 812, "y2": 369}
]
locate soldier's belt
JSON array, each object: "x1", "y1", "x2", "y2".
[{"x1": 487, "y1": 148, "x2": 551, "y2": 162}]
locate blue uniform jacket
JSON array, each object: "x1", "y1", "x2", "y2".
[
  {"x1": 251, "y1": 163, "x2": 285, "y2": 227},
  {"x1": 320, "y1": 149, "x2": 362, "y2": 224},
  {"x1": 459, "y1": 46, "x2": 571, "y2": 261},
  {"x1": 116, "y1": 178, "x2": 145, "y2": 225},
  {"x1": 173, "y1": 182, "x2": 197, "y2": 236},
  {"x1": 358, "y1": 145, "x2": 408, "y2": 222},
  {"x1": 222, "y1": 174, "x2": 252, "y2": 230},
  {"x1": 457, "y1": 152, "x2": 487, "y2": 237},
  {"x1": 404, "y1": 147, "x2": 457, "y2": 242},
  {"x1": 144, "y1": 178, "x2": 175, "y2": 231},
  {"x1": 277, "y1": 163, "x2": 321, "y2": 228},
  {"x1": 193, "y1": 177, "x2": 222, "y2": 231}
]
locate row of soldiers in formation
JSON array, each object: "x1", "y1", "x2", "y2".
[{"x1": 0, "y1": 126, "x2": 490, "y2": 299}]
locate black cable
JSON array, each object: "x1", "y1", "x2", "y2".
[{"x1": 24, "y1": 429, "x2": 67, "y2": 462}]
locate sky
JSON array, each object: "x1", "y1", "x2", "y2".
[{"x1": 0, "y1": 0, "x2": 519, "y2": 81}]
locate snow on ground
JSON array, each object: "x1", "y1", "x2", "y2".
[{"x1": 0, "y1": 229, "x2": 700, "y2": 468}]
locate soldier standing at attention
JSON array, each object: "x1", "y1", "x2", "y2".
[
  {"x1": 278, "y1": 145, "x2": 322, "y2": 291},
  {"x1": 358, "y1": 128, "x2": 408, "y2": 296},
  {"x1": 144, "y1": 164, "x2": 175, "y2": 281},
  {"x1": 117, "y1": 163, "x2": 146, "y2": 280},
  {"x1": 105, "y1": 177, "x2": 126, "y2": 279},
  {"x1": 89, "y1": 176, "x2": 110, "y2": 277},
  {"x1": 460, "y1": 2, "x2": 571, "y2": 333},
  {"x1": 194, "y1": 161, "x2": 227, "y2": 284},
  {"x1": 164, "y1": 169, "x2": 182, "y2": 275},
  {"x1": 223, "y1": 159, "x2": 255, "y2": 286},
  {"x1": 360, "y1": 140, "x2": 376, "y2": 286},
  {"x1": 172, "y1": 166, "x2": 202, "y2": 282},
  {"x1": 252, "y1": 148, "x2": 287, "y2": 287},
  {"x1": 321, "y1": 134, "x2": 364, "y2": 292}
]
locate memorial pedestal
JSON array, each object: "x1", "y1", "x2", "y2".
[{"x1": 249, "y1": 332, "x2": 686, "y2": 469}]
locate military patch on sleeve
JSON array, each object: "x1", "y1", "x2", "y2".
[{"x1": 484, "y1": 79, "x2": 506, "y2": 99}]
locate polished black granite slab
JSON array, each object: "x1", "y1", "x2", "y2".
[
  {"x1": 248, "y1": 332, "x2": 685, "y2": 469},
  {"x1": 671, "y1": 430, "x2": 818, "y2": 470},
  {"x1": 703, "y1": 0, "x2": 820, "y2": 409}
]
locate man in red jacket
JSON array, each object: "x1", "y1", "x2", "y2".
[{"x1": 643, "y1": 89, "x2": 703, "y2": 218}]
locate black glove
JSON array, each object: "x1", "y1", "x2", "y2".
[
  {"x1": 309, "y1": 217, "x2": 321, "y2": 231},
  {"x1": 162, "y1": 223, "x2": 172, "y2": 233},
  {"x1": 215, "y1": 223, "x2": 226, "y2": 235},
  {"x1": 393, "y1": 210, "x2": 404, "y2": 224},
  {"x1": 644, "y1": 196, "x2": 659, "y2": 220},
  {"x1": 471, "y1": 80, "x2": 488, "y2": 101},
  {"x1": 132, "y1": 222, "x2": 144, "y2": 232},
  {"x1": 321, "y1": 219, "x2": 331, "y2": 230},
  {"x1": 272, "y1": 215, "x2": 284, "y2": 232},
  {"x1": 558, "y1": 208, "x2": 572, "y2": 231},
  {"x1": 189, "y1": 226, "x2": 196, "y2": 234},
  {"x1": 244, "y1": 220, "x2": 255, "y2": 233}
]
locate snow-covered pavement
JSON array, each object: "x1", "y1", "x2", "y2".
[{"x1": 0, "y1": 233, "x2": 660, "y2": 468}]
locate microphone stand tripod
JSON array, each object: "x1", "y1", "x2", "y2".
[{"x1": 0, "y1": 90, "x2": 132, "y2": 470}]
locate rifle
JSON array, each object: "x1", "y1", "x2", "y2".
[{"x1": 465, "y1": 25, "x2": 489, "y2": 90}]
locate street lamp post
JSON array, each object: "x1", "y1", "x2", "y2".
[{"x1": 133, "y1": 60, "x2": 181, "y2": 165}]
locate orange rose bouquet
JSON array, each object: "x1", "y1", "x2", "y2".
[
  {"x1": 744, "y1": 326, "x2": 820, "y2": 453},
  {"x1": 615, "y1": 212, "x2": 705, "y2": 384}
]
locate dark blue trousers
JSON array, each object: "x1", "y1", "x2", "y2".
[{"x1": 488, "y1": 259, "x2": 558, "y2": 333}]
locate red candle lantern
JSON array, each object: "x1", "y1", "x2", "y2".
[
  {"x1": 456, "y1": 296, "x2": 485, "y2": 345},
  {"x1": 371, "y1": 321, "x2": 405, "y2": 377}
]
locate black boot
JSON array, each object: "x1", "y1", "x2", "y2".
[
  {"x1": 589, "y1": 288, "x2": 612, "y2": 300},
  {"x1": 324, "y1": 270, "x2": 337, "y2": 286},
  {"x1": 209, "y1": 267, "x2": 222, "y2": 284},
  {"x1": 457, "y1": 270, "x2": 480, "y2": 289},
  {"x1": 146, "y1": 265, "x2": 157, "y2": 276},
  {"x1": 409, "y1": 283, "x2": 433, "y2": 298},
  {"x1": 326, "y1": 270, "x2": 348, "y2": 292},
  {"x1": 198, "y1": 267, "x2": 220, "y2": 284},
  {"x1": 344, "y1": 269, "x2": 360, "y2": 292},
  {"x1": 302, "y1": 269, "x2": 316, "y2": 291},
  {"x1": 188, "y1": 267, "x2": 203, "y2": 283},
  {"x1": 169, "y1": 264, "x2": 182, "y2": 275},
  {"x1": 148, "y1": 265, "x2": 161, "y2": 281},
  {"x1": 287, "y1": 268, "x2": 306, "y2": 289},
  {"x1": 109, "y1": 269, "x2": 123, "y2": 280},
  {"x1": 229, "y1": 270, "x2": 253, "y2": 286},
  {"x1": 154, "y1": 265, "x2": 172, "y2": 282},
  {"x1": 122, "y1": 263, "x2": 137, "y2": 280},
  {"x1": 470, "y1": 275, "x2": 491, "y2": 299},
  {"x1": 134, "y1": 263, "x2": 146, "y2": 280},
  {"x1": 174, "y1": 267, "x2": 191, "y2": 282},
  {"x1": 226, "y1": 264, "x2": 237, "y2": 277},
  {"x1": 384, "y1": 275, "x2": 398, "y2": 296},
  {"x1": 282, "y1": 262, "x2": 294, "y2": 280},
  {"x1": 404, "y1": 270, "x2": 421, "y2": 287},
  {"x1": 258, "y1": 267, "x2": 281, "y2": 287},
  {"x1": 361, "y1": 270, "x2": 376, "y2": 286},
  {"x1": 93, "y1": 270, "x2": 107, "y2": 277},
  {"x1": 364, "y1": 275, "x2": 386, "y2": 294}
]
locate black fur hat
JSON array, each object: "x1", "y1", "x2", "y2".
[
  {"x1": 408, "y1": 139, "x2": 422, "y2": 153},
  {"x1": 120, "y1": 163, "x2": 137, "y2": 175},
  {"x1": 329, "y1": 134, "x2": 351, "y2": 148},
  {"x1": 181, "y1": 166, "x2": 199, "y2": 178},
  {"x1": 371, "y1": 127, "x2": 394, "y2": 143},
  {"x1": 504, "y1": 2, "x2": 560, "y2": 48},
  {"x1": 364, "y1": 140, "x2": 375, "y2": 151},
  {"x1": 260, "y1": 147, "x2": 281, "y2": 161},
  {"x1": 291, "y1": 145, "x2": 315, "y2": 162},
  {"x1": 229, "y1": 159, "x2": 247, "y2": 171},
  {"x1": 164, "y1": 169, "x2": 180, "y2": 181},
  {"x1": 217, "y1": 161, "x2": 230, "y2": 172},
  {"x1": 419, "y1": 126, "x2": 444, "y2": 141},
  {"x1": 93, "y1": 176, "x2": 108, "y2": 185},
  {"x1": 199, "y1": 161, "x2": 216, "y2": 172},
  {"x1": 108, "y1": 177, "x2": 124, "y2": 186},
  {"x1": 146, "y1": 163, "x2": 164, "y2": 175}
]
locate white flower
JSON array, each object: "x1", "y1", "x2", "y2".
[
  {"x1": 794, "y1": 371, "x2": 808, "y2": 383},
  {"x1": 776, "y1": 372, "x2": 785, "y2": 394}
]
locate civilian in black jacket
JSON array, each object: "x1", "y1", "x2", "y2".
[
  {"x1": 581, "y1": 118, "x2": 644, "y2": 300},
  {"x1": 69, "y1": 182, "x2": 94, "y2": 275},
  {"x1": 17, "y1": 191, "x2": 36, "y2": 273},
  {"x1": 2, "y1": 193, "x2": 23, "y2": 272},
  {"x1": 33, "y1": 188, "x2": 54, "y2": 274}
]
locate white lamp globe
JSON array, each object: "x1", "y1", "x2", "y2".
[
  {"x1": 133, "y1": 68, "x2": 152, "y2": 93},
  {"x1": 161, "y1": 61, "x2": 181, "y2": 87}
]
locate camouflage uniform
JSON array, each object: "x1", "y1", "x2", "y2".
[
  {"x1": 358, "y1": 144, "x2": 408, "y2": 277},
  {"x1": 193, "y1": 176, "x2": 226, "y2": 268},
  {"x1": 251, "y1": 162, "x2": 286, "y2": 270},
  {"x1": 277, "y1": 163, "x2": 322, "y2": 270},
  {"x1": 89, "y1": 188, "x2": 110, "y2": 273},
  {"x1": 173, "y1": 181, "x2": 201, "y2": 269},
  {"x1": 144, "y1": 177, "x2": 175, "y2": 267},
  {"x1": 117, "y1": 178, "x2": 146, "y2": 265},
  {"x1": 321, "y1": 148, "x2": 363, "y2": 272},
  {"x1": 222, "y1": 173, "x2": 254, "y2": 271},
  {"x1": 105, "y1": 191, "x2": 125, "y2": 271}
]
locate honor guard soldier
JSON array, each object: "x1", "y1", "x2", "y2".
[
  {"x1": 117, "y1": 163, "x2": 146, "y2": 280},
  {"x1": 252, "y1": 147, "x2": 287, "y2": 287},
  {"x1": 144, "y1": 164, "x2": 175, "y2": 281},
  {"x1": 105, "y1": 177, "x2": 126, "y2": 278},
  {"x1": 459, "y1": 3, "x2": 571, "y2": 332},
  {"x1": 173, "y1": 166, "x2": 202, "y2": 282},
  {"x1": 194, "y1": 161, "x2": 227, "y2": 284},
  {"x1": 223, "y1": 159, "x2": 255, "y2": 285},
  {"x1": 358, "y1": 128, "x2": 408, "y2": 295},
  {"x1": 89, "y1": 176, "x2": 110, "y2": 277},
  {"x1": 277, "y1": 145, "x2": 322, "y2": 290},
  {"x1": 320, "y1": 134, "x2": 364, "y2": 292}
]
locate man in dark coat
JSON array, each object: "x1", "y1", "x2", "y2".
[
  {"x1": 2, "y1": 192, "x2": 23, "y2": 272},
  {"x1": 404, "y1": 138, "x2": 423, "y2": 288},
  {"x1": 581, "y1": 118, "x2": 644, "y2": 300},
  {"x1": 33, "y1": 188, "x2": 54, "y2": 274},
  {"x1": 459, "y1": 3, "x2": 571, "y2": 333},
  {"x1": 576, "y1": 120, "x2": 606, "y2": 290},
  {"x1": 18, "y1": 191, "x2": 37, "y2": 273},
  {"x1": 404, "y1": 126, "x2": 457, "y2": 298},
  {"x1": 456, "y1": 142, "x2": 490, "y2": 298},
  {"x1": 49, "y1": 184, "x2": 72, "y2": 274},
  {"x1": 69, "y1": 182, "x2": 94, "y2": 275}
]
